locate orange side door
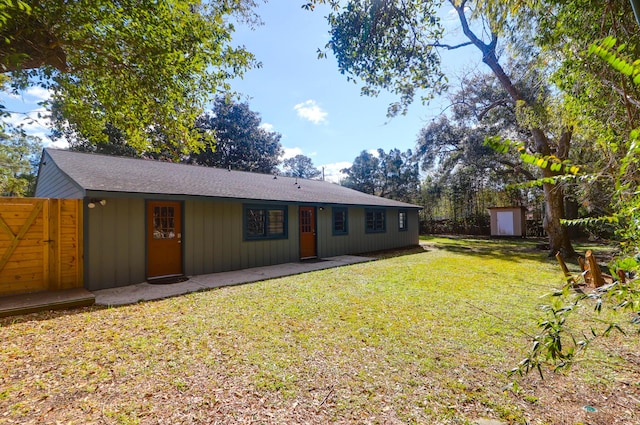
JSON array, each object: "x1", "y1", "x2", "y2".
[
  {"x1": 147, "y1": 201, "x2": 183, "y2": 278},
  {"x1": 299, "y1": 206, "x2": 317, "y2": 259}
]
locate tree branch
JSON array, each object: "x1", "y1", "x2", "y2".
[
  {"x1": 496, "y1": 158, "x2": 536, "y2": 180},
  {"x1": 0, "y1": 15, "x2": 67, "y2": 72},
  {"x1": 450, "y1": 0, "x2": 520, "y2": 102},
  {"x1": 556, "y1": 127, "x2": 573, "y2": 161},
  {"x1": 602, "y1": 78, "x2": 640, "y2": 107},
  {"x1": 477, "y1": 98, "x2": 511, "y2": 120},
  {"x1": 429, "y1": 41, "x2": 474, "y2": 50}
]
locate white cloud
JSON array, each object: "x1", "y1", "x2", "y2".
[
  {"x1": 5, "y1": 109, "x2": 66, "y2": 148},
  {"x1": 293, "y1": 100, "x2": 328, "y2": 125},
  {"x1": 281, "y1": 146, "x2": 303, "y2": 160},
  {"x1": 4, "y1": 86, "x2": 52, "y2": 103},
  {"x1": 24, "y1": 86, "x2": 52, "y2": 103},
  {"x1": 318, "y1": 161, "x2": 351, "y2": 183},
  {"x1": 7, "y1": 109, "x2": 49, "y2": 133},
  {"x1": 281, "y1": 147, "x2": 318, "y2": 161},
  {"x1": 260, "y1": 122, "x2": 274, "y2": 132}
]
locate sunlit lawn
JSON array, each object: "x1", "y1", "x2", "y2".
[{"x1": 1, "y1": 236, "x2": 638, "y2": 424}]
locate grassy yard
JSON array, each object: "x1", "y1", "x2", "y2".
[{"x1": 1, "y1": 237, "x2": 638, "y2": 424}]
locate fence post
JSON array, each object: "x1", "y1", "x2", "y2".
[{"x1": 49, "y1": 199, "x2": 61, "y2": 290}]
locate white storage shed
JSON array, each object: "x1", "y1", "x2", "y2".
[{"x1": 488, "y1": 206, "x2": 527, "y2": 237}]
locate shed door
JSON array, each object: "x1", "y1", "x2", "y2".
[
  {"x1": 299, "y1": 206, "x2": 317, "y2": 259},
  {"x1": 496, "y1": 211, "x2": 515, "y2": 236},
  {"x1": 147, "y1": 201, "x2": 183, "y2": 278}
]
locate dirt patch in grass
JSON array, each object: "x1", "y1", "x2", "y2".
[{"x1": 1, "y1": 239, "x2": 638, "y2": 424}]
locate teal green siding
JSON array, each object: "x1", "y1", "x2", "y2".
[
  {"x1": 85, "y1": 198, "x2": 146, "y2": 290},
  {"x1": 317, "y1": 207, "x2": 419, "y2": 257},
  {"x1": 85, "y1": 198, "x2": 418, "y2": 290},
  {"x1": 183, "y1": 200, "x2": 299, "y2": 275}
]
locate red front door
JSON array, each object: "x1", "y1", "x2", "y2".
[
  {"x1": 299, "y1": 206, "x2": 317, "y2": 259},
  {"x1": 147, "y1": 201, "x2": 183, "y2": 278}
]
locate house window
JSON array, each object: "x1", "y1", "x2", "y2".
[
  {"x1": 365, "y1": 208, "x2": 386, "y2": 233},
  {"x1": 332, "y1": 207, "x2": 348, "y2": 235},
  {"x1": 244, "y1": 205, "x2": 288, "y2": 240},
  {"x1": 153, "y1": 206, "x2": 176, "y2": 239},
  {"x1": 398, "y1": 210, "x2": 408, "y2": 231}
]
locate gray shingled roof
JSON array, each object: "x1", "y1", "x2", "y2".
[{"x1": 43, "y1": 148, "x2": 420, "y2": 209}]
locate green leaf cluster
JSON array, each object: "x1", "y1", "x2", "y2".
[
  {"x1": 484, "y1": 135, "x2": 580, "y2": 175},
  {"x1": 189, "y1": 97, "x2": 283, "y2": 173},
  {"x1": 341, "y1": 148, "x2": 420, "y2": 203},
  {"x1": 324, "y1": 0, "x2": 447, "y2": 117},
  {"x1": 1, "y1": 1, "x2": 258, "y2": 153},
  {"x1": 589, "y1": 36, "x2": 640, "y2": 84},
  {"x1": 511, "y1": 275, "x2": 639, "y2": 378}
]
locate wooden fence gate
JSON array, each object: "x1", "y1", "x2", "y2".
[{"x1": 0, "y1": 198, "x2": 83, "y2": 297}]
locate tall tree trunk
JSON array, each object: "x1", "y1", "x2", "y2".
[
  {"x1": 542, "y1": 172, "x2": 575, "y2": 256},
  {"x1": 454, "y1": 0, "x2": 575, "y2": 256}
]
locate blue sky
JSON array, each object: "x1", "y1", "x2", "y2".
[
  {"x1": 229, "y1": 1, "x2": 479, "y2": 181},
  {"x1": 3, "y1": 1, "x2": 484, "y2": 182}
]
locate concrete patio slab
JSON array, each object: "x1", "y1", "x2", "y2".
[{"x1": 93, "y1": 255, "x2": 375, "y2": 306}]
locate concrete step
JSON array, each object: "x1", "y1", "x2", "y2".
[{"x1": 0, "y1": 288, "x2": 95, "y2": 318}]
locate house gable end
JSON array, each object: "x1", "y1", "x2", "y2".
[{"x1": 35, "y1": 150, "x2": 85, "y2": 199}]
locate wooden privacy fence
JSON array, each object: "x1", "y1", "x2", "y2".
[{"x1": 0, "y1": 198, "x2": 83, "y2": 297}]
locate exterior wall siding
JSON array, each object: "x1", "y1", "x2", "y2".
[
  {"x1": 184, "y1": 199, "x2": 300, "y2": 275},
  {"x1": 85, "y1": 198, "x2": 145, "y2": 290},
  {"x1": 317, "y1": 207, "x2": 419, "y2": 257},
  {"x1": 84, "y1": 198, "x2": 419, "y2": 290},
  {"x1": 34, "y1": 152, "x2": 84, "y2": 199}
]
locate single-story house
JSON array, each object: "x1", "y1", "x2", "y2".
[{"x1": 35, "y1": 148, "x2": 421, "y2": 291}]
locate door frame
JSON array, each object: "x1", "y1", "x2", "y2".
[
  {"x1": 146, "y1": 199, "x2": 184, "y2": 279},
  {"x1": 298, "y1": 205, "x2": 317, "y2": 259}
]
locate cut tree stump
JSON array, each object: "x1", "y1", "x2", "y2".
[
  {"x1": 558, "y1": 250, "x2": 615, "y2": 288},
  {"x1": 582, "y1": 250, "x2": 613, "y2": 288},
  {"x1": 556, "y1": 252, "x2": 577, "y2": 286}
]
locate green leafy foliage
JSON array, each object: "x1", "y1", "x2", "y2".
[
  {"x1": 63, "y1": 96, "x2": 283, "y2": 172},
  {"x1": 341, "y1": 148, "x2": 420, "y2": 202},
  {"x1": 309, "y1": 0, "x2": 577, "y2": 254},
  {"x1": 588, "y1": 36, "x2": 640, "y2": 82},
  {"x1": 340, "y1": 150, "x2": 379, "y2": 195},
  {"x1": 1, "y1": 1, "x2": 258, "y2": 153},
  {"x1": 511, "y1": 276, "x2": 640, "y2": 378},
  {"x1": 0, "y1": 127, "x2": 41, "y2": 196},
  {"x1": 516, "y1": 36, "x2": 640, "y2": 376},
  {"x1": 189, "y1": 97, "x2": 283, "y2": 173},
  {"x1": 414, "y1": 72, "x2": 541, "y2": 231},
  {"x1": 281, "y1": 154, "x2": 321, "y2": 179},
  {"x1": 579, "y1": 37, "x2": 640, "y2": 251},
  {"x1": 484, "y1": 135, "x2": 581, "y2": 176},
  {"x1": 324, "y1": 0, "x2": 446, "y2": 117}
]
